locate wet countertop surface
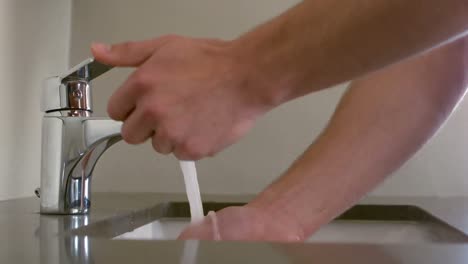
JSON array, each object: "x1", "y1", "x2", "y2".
[{"x1": 2, "y1": 192, "x2": 468, "y2": 263}]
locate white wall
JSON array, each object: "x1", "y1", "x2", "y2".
[
  {"x1": 0, "y1": 0, "x2": 71, "y2": 200},
  {"x1": 70, "y1": 0, "x2": 468, "y2": 197}
]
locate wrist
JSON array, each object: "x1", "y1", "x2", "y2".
[
  {"x1": 229, "y1": 30, "x2": 295, "y2": 110},
  {"x1": 247, "y1": 142, "x2": 339, "y2": 239},
  {"x1": 246, "y1": 193, "x2": 306, "y2": 242}
]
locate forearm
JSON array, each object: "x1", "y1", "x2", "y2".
[
  {"x1": 233, "y1": 0, "x2": 468, "y2": 106},
  {"x1": 249, "y1": 37, "x2": 468, "y2": 238}
]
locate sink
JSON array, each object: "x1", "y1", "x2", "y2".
[{"x1": 71, "y1": 202, "x2": 468, "y2": 244}]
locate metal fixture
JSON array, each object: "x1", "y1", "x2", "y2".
[{"x1": 40, "y1": 58, "x2": 122, "y2": 215}]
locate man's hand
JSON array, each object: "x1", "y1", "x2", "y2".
[
  {"x1": 91, "y1": 36, "x2": 268, "y2": 160},
  {"x1": 178, "y1": 206, "x2": 304, "y2": 242},
  {"x1": 179, "y1": 37, "x2": 468, "y2": 242}
]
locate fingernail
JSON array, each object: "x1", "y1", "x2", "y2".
[{"x1": 92, "y1": 42, "x2": 111, "y2": 53}]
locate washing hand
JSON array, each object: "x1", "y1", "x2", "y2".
[
  {"x1": 91, "y1": 35, "x2": 270, "y2": 160},
  {"x1": 178, "y1": 206, "x2": 305, "y2": 242}
]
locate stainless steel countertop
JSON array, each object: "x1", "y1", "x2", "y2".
[{"x1": 2, "y1": 192, "x2": 468, "y2": 263}]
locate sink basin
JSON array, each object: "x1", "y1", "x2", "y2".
[{"x1": 72, "y1": 202, "x2": 468, "y2": 244}]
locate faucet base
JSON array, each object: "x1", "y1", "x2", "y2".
[{"x1": 40, "y1": 116, "x2": 122, "y2": 215}]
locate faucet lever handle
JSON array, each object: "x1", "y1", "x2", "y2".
[
  {"x1": 41, "y1": 58, "x2": 113, "y2": 113},
  {"x1": 60, "y1": 58, "x2": 113, "y2": 82}
]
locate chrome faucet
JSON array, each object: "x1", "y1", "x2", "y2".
[{"x1": 39, "y1": 58, "x2": 122, "y2": 215}]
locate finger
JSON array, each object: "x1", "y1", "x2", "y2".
[
  {"x1": 91, "y1": 36, "x2": 174, "y2": 67},
  {"x1": 151, "y1": 129, "x2": 174, "y2": 155},
  {"x1": 121, "y1": 108, "x2": 154, "y2": 144},
  {"x1": 173, "y1": 146, "x2": 203, "y2": 161},
  {"x1": 178, "y1": 218, "x2": 215, "y2": 241},
  {"x1": 103, "y1": 36, "x2": 177, "y2": 121},
  {"x1": 107, "y1": 68, "x2": 151, "y2": 121},
  {"x1": 173, "y1": 138, "x2": 206, "y2": 161},
  {"x1": 207, "y1": 211, "x2": 221, "y2": 240}
]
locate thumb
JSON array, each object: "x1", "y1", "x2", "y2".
[
  {"x1": 91, "y1": 36, "x2": 173, "y2": 67},
  {"x1": 178, "y1": 217, "x2": 215, "y2": 241}
]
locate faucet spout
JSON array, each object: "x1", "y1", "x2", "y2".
[{"x1": 40, "y1": 116, "x2": 122, "y2": 214}]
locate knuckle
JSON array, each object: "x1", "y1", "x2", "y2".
[
  {"x1": 179, "y1": 141, "x2": 204, "y2": 160},
  {"x1": 131, "y1": 72, "x2": 152, "y2": 90},
  {"x1": 162, "y1": 126, "x2": 181, "y2": 145},
  {"x1": 107, "y1": 100, "x2": 121, "y2": 120},
  {"x1": 107, "y1": 104, "x2": 116, "y2": 120},
  {"x1": 166, "y1": 133, "x2": 180, "y2": 146},
  {"x1": 207, "y1": 150, "x2": 217, "y2": 157},
  {"x1": 232, "y1": 122, "x2": 252, "y2": 139},
  {"x1": 173, "y1": 149, "x2": 189, "y2": 161},
  {"x1": 141, "y1": 103, "x2": 166, "y2": 121},
  {"x1": 151, "y1": 136, "x2": 171, "y2": 155},
  {"x1": 155, "y1": 126, "x2": 169, "y2": 141},
  {"x1": 157, "y1": 127, "x2": 181, "y2": 147},
  {"x1": 151, "y1": 129, "x2": 166, "y2": 152},
  {"x1": 121, "y1": 124, "x2": 137, "y2": 144},
  {"x1": 114, "y1": 41, "x2": 136, "y2": 52},
  {"x1": 151, "y1": 136, "x2": 165, "y2": 153},
  {"x1": 140, "y1": 104, "x2": 155, "y2": 120}
]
